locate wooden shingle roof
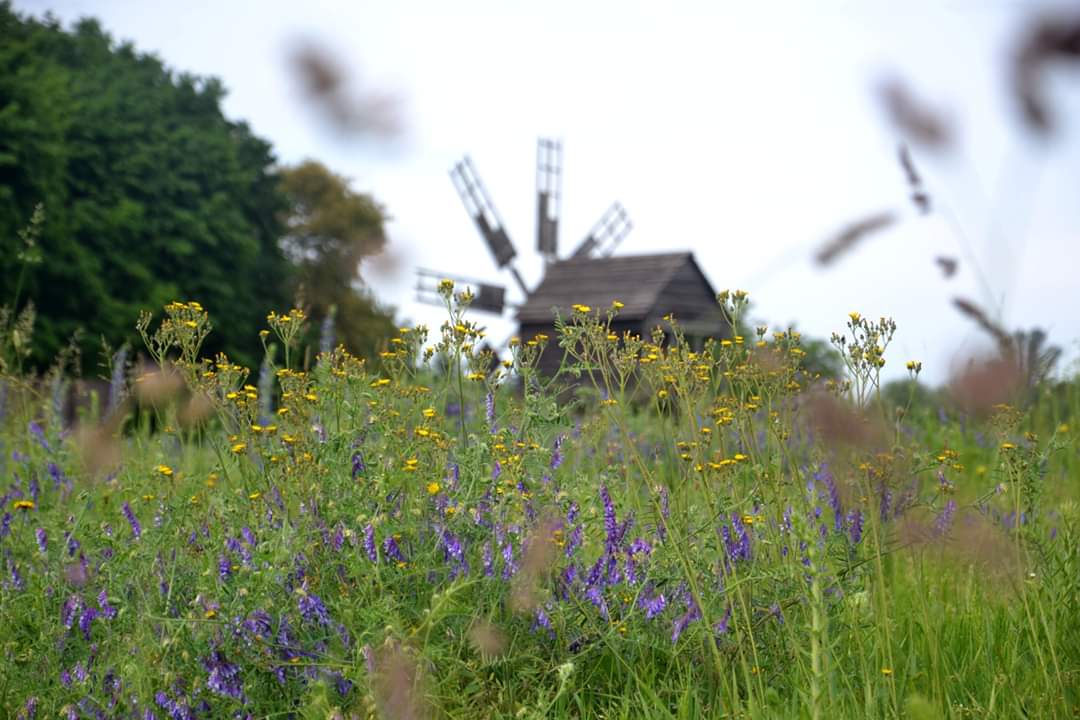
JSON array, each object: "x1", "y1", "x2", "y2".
[{"x1": 516, "y1": 252, "x2": 708, "y2": 323}]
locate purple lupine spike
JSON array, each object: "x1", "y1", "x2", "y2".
[
  {"x1": 23, "y1": 696, "x2": 38, "y2": 719},
  {"x1": 714, "y1": 605, "x2": 733, "y2": 636},
  {"x1": 203, "y1": 650, "x2": 245, "y2": 701},
  {"x1": 671, "y1": 600, "x2": 701, "y2": 644},
  {"x1": 9, "y1": 561, "x2": 25, "y2": 591},
  {"x1": 486, "y1": 391, "x2": 496, "y2": 433},
  {"x1": 638, "y1": 586, "x2": 667, "y2": 619},
  {"x1": 532, "y1": 606, "x2": 553, "y2": 634},
  {"x1": 298, "y1": 591, "x2": 333, "y2": 627},
  {"x1": 584, "y1": 586, "x2": 609, "y2": 619},
  {"x1": 815, "y1": 464, "x2": 843, "y2": 532},
  {"x1": 73, "y1": 662, "x2": 88, "y2": 683},
  {"x1": 97, "y1": 590, "x2": 117, "y2": 620},
  {"x1": 79, "y1": 606, "x2": 98, "y2": 640},
  {"x1": 62, "y1": 595, "x2": 81, "y2": 628},
  {"x1": 566, "y1": 501, "x2": 579, "y2": 524},
  {"x1": 935, "y1": 499, "x2": 957, "y2": 536},
  {"x1": 241, "y1": 527, "x2": 256, "y2": 546},
  {"x1": 29, "y1": 421, "x2": 50, "y2": 451},
  {"x1": 382, "y1": 536, "x2": 406, "y2": 563},
  {"x1": 331, "y1": 524, "x2": 345, "y2": 553},
  {"x1": 363, "y1": 524, "x2": 377, "y2": 562},
  {"x1": 36, "y1": 528, "x2": 47, "y2": 554},
  {"x1": 218, "y1": 555, "x2": 231, "y2": 581},
  {"x1": 491, "y1": 460, "x2": 501, "y2": 480},
  {"x1": 448, "y1": 463, "x2": 460, "y2": 491},
  {"x1": 1, "y1": 513, "x2": 11, "y2": 538},
  {"x1": 48, "y1": 462, "x2": 65, "y2": 489},
  {"x1": 121, "y1": 503, "x2": 141, "y2": 540},
  {"x1": 599, "y1": 484, "x2": 617, "y2": 551},
  {"x1": 500, "y1": 542, "x2": 517, "y2": 579},
  {"x1": 60, "y1": 669, "x2": 72, "y2": 687},
  {"x1": 29, "y1": 475, "x2": 40, "y2": 503},
  {"x1": 243, "y1": 610, "x2": 273, "y2": 639},
  {"x1": 846, "y1": 509, "x2": 863, "y2": 544},
  {"x1": 565, "y1": 525, "x2": 582, "y2": 558},
  {"x1": 879, "y1": 485, "x2": 892, "y2": 522},
  {"x1": 482, "y1": 542, "x2": 494, "y2": 577},
  {"x1": 351, "y1": 450, "x2": 366, "y2": 479},
  {"x1": 550, "y1": 434, "x2": 565, "y2": 470}
]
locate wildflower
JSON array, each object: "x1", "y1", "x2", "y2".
[
  {"x1": 364, "y1": 524, "x2": 378, "y2": 562},
  {"x1": 203, "y1": 650, "x2": 246, "y2": 701},
  {"x1": 121, "y1": 502, "x2": 141, "y2": 539},
  {"x1": 35, "y1": 528, "x2": 47, "y2": 554},
  {"x1": 848, "y1": 312, "x2": 861, "y2": 324},
  {"x1": 571, "y1": 304, "x2": 592, "y2": 313},
  {"x1": 156, "y1": 465, "x2": 173, "y2": 477},
  {"x1": 383, "y1": 536, "x2": 406, "y2": 563},
  {"x1": 78, "y1": 606, "x2": 98, "y2": 640},
  {"x1": 427, "y1": 482, "x2": 441, "y2": 496},
  {"x1": 1000, "y1": 442, "x2": 1016, "y2": 451},
  {"x1": 231, "y1": 442, "x2": 247, "y2": 454},
  {"x1": 352, "y1": 451, "x2": 366, "y2": 478},
  {"x1": 881, "y1": 667, "x2": 893, "y2": 676},
  {"x1": 612, "y1": 300, "x2": 624, "y2": 309},
  {"x1": 13, "y1": 500, "x2": 34, "y2": 511},
  {"x1": 404, "y1": 458, "x2": 419, "y2": 472},
  {"x1": 298, "y1": 590, "x2": 332, "y2": 627},
  {"x1": 97, "y1": 590, "x2": 117, "y2": 620}
]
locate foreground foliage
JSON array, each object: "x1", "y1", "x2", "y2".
[{"x1": 1, "y1": 289, "x2": 1078, "y2": 719}]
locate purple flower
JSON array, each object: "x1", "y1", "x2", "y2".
[
  {"x1": 638, "y1": 587, "x2": 667, "y2": 619},
  {"x1": 550, "y1": 434, "x2": 565, "y2": 470},
  {"x1": 121, "y1": 502, "x2": 141, "y2": 540},
  {"x1": 532, "y1": 606, "x2": 553, "y2": 634},
  {"x1": 241, "y1": 527, "x2": 256, "y2": 546},
  {"x1": 203, "y1": 650, "x2": 245, "y2": 701},
  {"x1": 79, "y1": 606, "x2": 98, "y2": 640},
  {"x1": 599, "y1": 484, "x2": 618, "y2": 551},
  {"x1": 671, "y1": 601, "x2": 701, "y2": 644},
  {"x1": 97, "y1": 590, "x2": 117, "y2": 620},
  {"x1": 218, "y1": 555, "x2": 231, "y2": 581},
  {"x1": 500, "y1": 542, "x2": 517, "y2": 579},
  {"x1": 29, "y1": 421, "x2": 50, "y2": 451},
  {"x1": 565, "y1": 525, "x2": 582, "y2": 558},
  {"x1": 482, "y1": 542, "x2": 494, "y2": 577},
  {"x1": 22, "y1": 696, "x2": 37, "y2": 719},
  {"x1": 492, "y1": 461, "x2": 502, "y2": 480},
  {"x1": 585, "y1": 586, "x2": 609, "y2": 619},
  {"x1": 35, "y1": 528, "x2": 47, "y2": 554},
  {"x1": 566, "y1": 501, "x2": 578, "y2": 524},
  {"x1": 243, "y1": 610, "x2": 273, "y2": 639},
  {"x1": 1, "y1": 513, "x2": 10, "y2": 538},
  {"x1": 351, "y1": 451, "x2": 365, "y2": 479},
  {"x1": 62, "y1": 595, "x2": 82, "y2": 628},
  {"x1": 935, "y1": 500, "x2": 957, "y2": 536},
  {"x1": 382, "y1": 536, "x2": 406, "y2": 563},
  {"x1": 847, "y1": 509, "x2": 864, "y2": 545},
  {"x1": 714, "y1": 605, "x2": 733, "y2": 636},
  {"x1": 363, "y1": 524, "x2": 377, "y2": 562},
  {"x1": 486, "y1": 391, "x2": 496, "y2": 433},
  {"x1": 9, "y1": 562, "x2": 25, "y2": 591}
]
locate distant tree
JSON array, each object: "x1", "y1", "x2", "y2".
[
  {"x1": 279, "y1": 160, "x2": 395, "y2": 362},
  {"x1": 0, "y1": 5, "x2": 293, "y2": 371}
]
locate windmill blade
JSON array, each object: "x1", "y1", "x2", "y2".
[
  {"x1": 450, "y1": 157, "x2": 518, "y2": 269},
  {"x1": 415, "y1": 268, "x2": 508, "y2": 315},
  {"x1": 536, "y1": 138, "x2": 562, "y2": 263},
  {"x1": 571, "y1": 202, "x2": 633, "y2": 258}
]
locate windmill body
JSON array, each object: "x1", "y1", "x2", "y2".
[{"x1": 417, "y1": 138, "x2": 730, "y2": 374}]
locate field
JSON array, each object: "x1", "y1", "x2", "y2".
[{"x1": 2, "y1": 289, "x2": 1078, "y2": 719}]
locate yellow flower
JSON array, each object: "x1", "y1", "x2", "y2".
[
  {"x1": 571, "y1": 304, "x2": 592, "y2": 313},
  {"x1": 249, "y1": 492, "x2": 261, "y2": 500},
  {"x1": 304, "y1": 393, "x2": 318, "y2": 402},
  {"x1": 422, "y1": 408, "x2": 436, "y2": 418},
  {"x1": 231, "y1": 442, "x2": 247, "y2": 454},
  {"x1": 13, "y1": 500, "x2": 34, "y2": 510},
  {"x1": 1000, "y1": 442, "x2": 1016, "y2": 451},
  {"x1": 611, "y1": 300, "x2": 624, "y2": 309},
  {"x1": 733, "y1": 453, "x2": 748, "y2": 462},
  {"x1": 427, "y1": 482, "x2": 441, "y2": 495},
  {"x1": 156, "y1": 464, "x2": 174, "y2": 477},
  {"x1": 404, "y1": 458, "x2": 419, "y2": 472},
  {"x1": 881, "y1": 667, "x2": 893, "y2": 676},
  {"x1": 849, "y1": 312, "x2": 861, "y2": 324}
]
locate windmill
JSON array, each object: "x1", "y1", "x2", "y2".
[{"x1": 415, "y1": 138, "x2": 634, "y2": 315}]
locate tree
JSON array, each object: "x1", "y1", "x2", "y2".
[
  {"x1": 0, "y1": 5, "x2": 294, "y2": 371},
  {"x1": 279, "y1": 160, "x2": 395, "y2": 362}
]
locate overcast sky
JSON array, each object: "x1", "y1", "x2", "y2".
[{"x1": 18, "y1": 0, "x2": 1080, "y2": 384}]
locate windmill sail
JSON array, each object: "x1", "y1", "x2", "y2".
[
  {"x1": 450, "y1": 157, "x2": 518, "y2": 269},
  {"x1": 536, "y1": 138, "x2": 562, "y2": 264},
  {"x1": 572, "y1": 202, "x2": 632, "y2": 258}
]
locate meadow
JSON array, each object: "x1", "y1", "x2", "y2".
[{"x1": 1, "y1": 286, "x2": 1078, "y2": 719}]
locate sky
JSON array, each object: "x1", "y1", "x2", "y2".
[{"x1": 18, "y1": 0, "x2": 1080, "y2": 385}]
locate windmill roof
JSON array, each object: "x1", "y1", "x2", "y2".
[{"x1": 516, "y1": 252, "x2": 709, "y2": 323}]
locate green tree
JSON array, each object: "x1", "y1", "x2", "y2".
[
  {"x1": 0, "y1": 5, "x2": 293, "y2": 371},
  {"x1": 279, "y1": 160, "x2": 395, "y2": 362}
]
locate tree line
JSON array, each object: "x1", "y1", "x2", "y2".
[{"x1": 0, "y1": 3, "x2": 394, "y2": 374}]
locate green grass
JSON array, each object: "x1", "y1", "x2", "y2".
[{"x1": 0, "y1": 292, "x2": 1078, "y2": 719}]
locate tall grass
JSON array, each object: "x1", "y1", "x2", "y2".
[{"x1": 0, "y1": 287, "x2": 1077, "y2": 719}]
